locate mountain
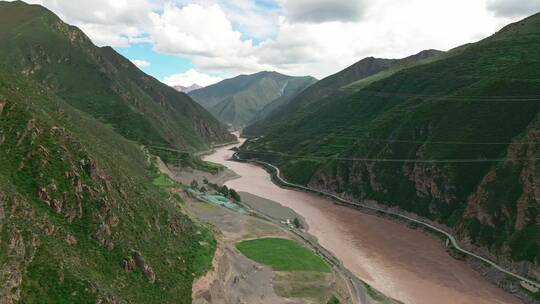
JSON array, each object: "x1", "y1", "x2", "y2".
[
  {"x1": 243, "y1": 49, "x2": 444, "y2": 136},
  {"x1": 242, "y1": 12, "x2": 540, "y2": 280},
  {"x1": 246, "y1": 75, "x2": 321, "y2": 125},
  {"x1": 173, "y1": 84, "x2": 203, "y2": 93},
  {"x1": 0, "y1": 1, "x2": 233, "y2": 152},
  {"x1": 0, "y1": 1, "x2": 224, "y2": 302},
  {"x1": 189, "y1": 71, "x2": 316, "y2": 129}
]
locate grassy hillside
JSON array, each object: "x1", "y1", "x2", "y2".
[
  {"x1": 0, "y1": 62, "x2": 215, "y2": 302},
  {"x1": 243, "y1": 13, "x2": 540, "y2": 277},
  {"x1": 0, "y1": 2, "x2": 229, "y2": 303},
  {"x1": 243, "y1": 50, "x2": 443, "y2": 136},
  {"x1": 189, "y1": 71, "x2": 316, "y2": 128},
  {"x1": 0, "y1": 1, "x2": 233, "y2": 152},
  {"x1": 247, "y1": 76, "x2": 319, "y2": 125}
]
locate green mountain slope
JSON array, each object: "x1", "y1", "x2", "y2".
[
  {"x1": 0, "y1": 63, "x2": 215, "y2": 302},
  {"x1": 0, "y1": 1, "x2": 233, "y2": 152},
  {"x1": 189, "y1": 71, "x2": 316, "y2": 128},
  {"x1": 243, "y1": 49, "x2": 444, "y2": 136},
  {"x1": 247, "y1": 75, "x2": 319, "y2": 125},
  {"x1": 243, "y1": 13, "x2": 540, "y2": 277},
  {"x1": 0, "y1": 2, "x2": 225, "y2": 302}
]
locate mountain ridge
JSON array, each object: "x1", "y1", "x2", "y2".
[
  {"x1": 243, "y1": 49, "x2": 444, "y2": 136},
  {"x1": 242, "y1": 12, "x2": 540, "y2": 286},
  {"x1": 0, "y1": 0, "x2": 233, "y2": 151},
  {"x1": 189, "y1": 71, "x2": 316, "y2": 128},
  {"x1": 0, "y1": 2, "x2": 226, "y2": 302},
  {"x1": 174, "y1": 84, "x2": 203, "y2": 93}
]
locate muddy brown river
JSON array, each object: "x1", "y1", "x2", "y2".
[{"x1": 204, "y1": 140, "x2": 521, "y2": 304}]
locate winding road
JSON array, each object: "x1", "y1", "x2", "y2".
[{"x1": 233, "y1": 152, "x2": 540, "y2": 291}]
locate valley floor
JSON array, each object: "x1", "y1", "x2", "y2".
[
  {"x1": 167, "y1": 165, "x2": 391, "y2": 304},
  {"x1": 182, "y1": 181, "x2": 352, "y2": 303},
  {"x1": 202, "y1": 141, "x2": 525, "y2": 304}
]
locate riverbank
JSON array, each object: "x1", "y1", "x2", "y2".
[
  {"x1": 163, "y1": 155, "x2": 396, "y2": 303},
  {"x1": 233, "y1": 151, "x2": 540, "y2": 303},
  {"x1": 183, "y1": 187, "x2": 358, "y2": 304},
  {"x1": 235, "y1": 192, "x2": 396, "y2": 304},
  {"x1": 205, "y1": 140, "x2": 523, "y2": 304}
]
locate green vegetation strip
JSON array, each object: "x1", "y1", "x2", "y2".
[
  {"x1": 235, "y1": 154, "x2": 540, "y2": 289},
  {"x1": 236, "y1": 238, "x2": 330, "y2": 272},
  {"x1": 152, "y1": 174, "x2": 176, "y2": 188}
]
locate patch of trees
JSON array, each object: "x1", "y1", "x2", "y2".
[
  {"x1": 195, "y1": 178, "x2": 241, "y2": 201},
  {"x1": 293, "y1": 217, "x2": 302, "y2": 229},
  {"x1": 327, "y1": 296, "x2": 340, "y2": 304}
]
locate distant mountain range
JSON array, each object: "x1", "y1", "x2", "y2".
[
  {"x1": 0, "y1": 1, "x2": 231, "y2": 302},
  {"x1": 189, "y1": 71, "x2": 317, "y2": 129},
  {"x1": 244, "y1": 49, "x2": 444, "y2": 136},
  {"x1": 242, "y1": 12, "x2": 540, "y2": 285},
  {"x1": 173, "y1": 83, "x2": 203, "y2": 93}
]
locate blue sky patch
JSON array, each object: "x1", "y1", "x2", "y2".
[{"x1": 114, "y1": 43, "x2": 193, "y2": 81}]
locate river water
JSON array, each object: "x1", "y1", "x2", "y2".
[{"x1": 204, "y1": 140, "x2": 520, "y2": 304}]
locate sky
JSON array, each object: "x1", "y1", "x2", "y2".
[{"x1": 9, "y1": 0, "x2": 540, "y2": 87}]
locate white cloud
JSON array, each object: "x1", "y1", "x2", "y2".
[
  {"x1": 144, "y1": 0, "x2": 529, "y2": 78},
  {"x1": 168, "y1": 0, "x2": 281, "y2": 39},
  {"x1": 20, "y1": 0, "x2": 154, "y2": 47},
  {"x1": 130, "y1": 59, "x2": 151, "y2": 68},
  {"x1": 253, "y1": 0, "x2": 508, "y2": 78},
  {"x1": 163, "y1": 69, "x2": 223, "y2": 87},
  {"x1": 148, "y1": 3, "x2": 252, "y2": 57},
  {"x1": 148, "y1": 3, "x2": 266, "y2": 74},
  {"x1": 218, "y1": 0, "x2": 281, "y2": 39},
  {"x1": 487, "y1": 0, "x2": 540, "y2": 18},
  {"x1": 18, "y1": 0, "x2": 538, "y2": 79},
  {"x1": 278, "y1": 0, "x2": 365, "y2": 23}
]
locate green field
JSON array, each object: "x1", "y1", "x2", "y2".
[
  {"x1": 152, "y1": 174, "x2": 176, "y2": 188},
  {"x1": 236, "y1": 238, "x2": 330, "y2": 272}
]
